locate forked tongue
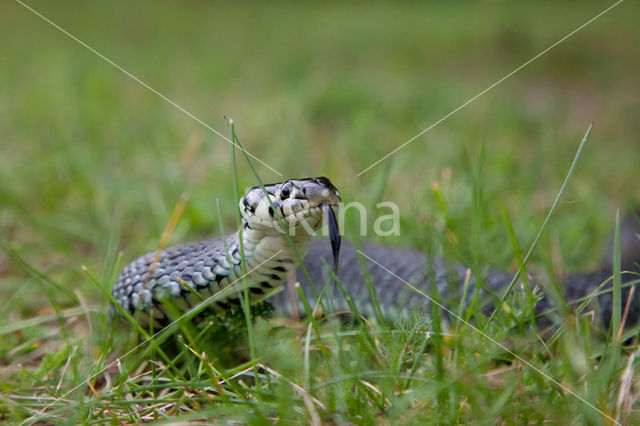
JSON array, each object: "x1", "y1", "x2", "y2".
[{"x1": 322, "y1": 204, "x2": 341, "y2": 273}]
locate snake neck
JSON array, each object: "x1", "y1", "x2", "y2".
[{"x1": 222, "y1": 220, "x2": 315, "y2": 291}]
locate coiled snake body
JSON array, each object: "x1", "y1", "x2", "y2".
[{"x1": 111, "y1": 177, "x2": 640, "y2": 328}]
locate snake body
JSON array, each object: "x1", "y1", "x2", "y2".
[
  {"x1": 112, "y1": 177, "x2": 640, "y2": 328},
  {"x1": 111, "y1": 177, "x2": 341, "y2": 326},
  {"x1": 283, "y1": 240, "x2": 640, "y2": 328}
]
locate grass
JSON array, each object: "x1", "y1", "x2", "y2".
[{"x1": 2, "y1": 0, "x2": 640, "y2": 423}]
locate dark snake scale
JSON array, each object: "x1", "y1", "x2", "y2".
[{"x1": 111, "y1": 177, "x2": 640, "y2": 329}]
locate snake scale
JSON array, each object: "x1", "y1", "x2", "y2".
[{"x1": 111, "y1": 177, "x2": 640, "y2": 329}]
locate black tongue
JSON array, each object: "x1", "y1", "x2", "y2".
[{"x1": 322, "y1": 204, "x2": 341, "y2": 273}]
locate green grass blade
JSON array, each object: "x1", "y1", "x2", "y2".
[
  {"x1": 612, "y1": 209, "x2": 622, "y2": 341},
  {"x1": 489, "y1": 123, "x2": 593, "y2": 321},
  {"x1": 227, "y1": 118, "x2": 260, "y2": 389}
]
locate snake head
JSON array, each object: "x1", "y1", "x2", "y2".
[{"x1": 240, "y1": 176, "x2": 341, "y2": 234}]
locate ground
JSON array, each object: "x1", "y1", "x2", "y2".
[{"x1": 1, "y1": 1, "x2": 640, "y2": 423}]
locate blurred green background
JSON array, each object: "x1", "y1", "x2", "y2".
[{"x1": 1, "y1": 0, "x2": 639, "y2": 319}]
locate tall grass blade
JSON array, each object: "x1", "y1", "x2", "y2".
[{"x1": 489, "y1": 123, "x2": 593, "y2": 321}]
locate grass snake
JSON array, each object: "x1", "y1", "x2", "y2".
[{"x1": 111, "y1": 177, "x2": 640, "y2": 329}]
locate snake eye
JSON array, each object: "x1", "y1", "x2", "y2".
[
  {"x1": 242, "y1": 197, "x2": 255, "y2": 213},
  {"x1": 281, "y1": 182, "x2": 292, "y2": 198}
]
